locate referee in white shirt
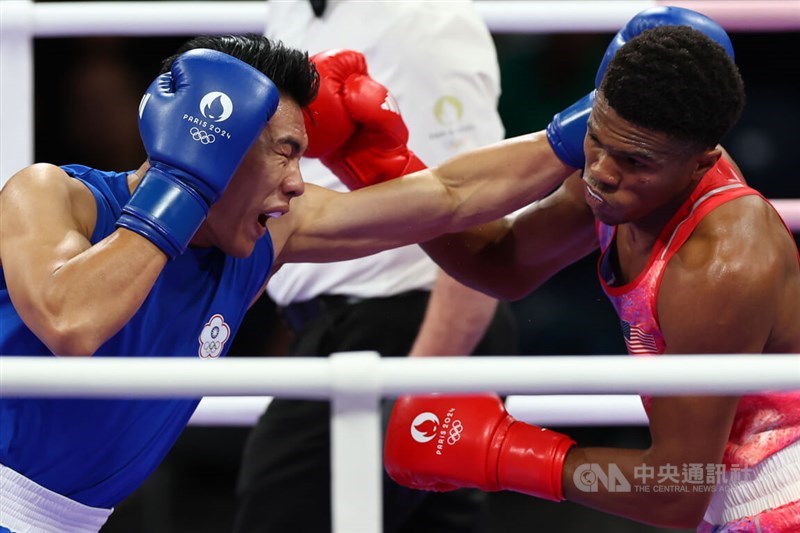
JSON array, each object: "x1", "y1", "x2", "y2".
[{"x1": 234, "y1": 2, "x2": 518, "y2": 532}]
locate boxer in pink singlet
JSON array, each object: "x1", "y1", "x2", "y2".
[
  {"x1": 596, "y1": 155, "x2": 800, "y2": 532},
  {"x1": 383, "y1": 20, "x2": 800, "y2": 531}
]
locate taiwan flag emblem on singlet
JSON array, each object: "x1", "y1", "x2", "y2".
[
  {"x1": 198, "y1": 314, "x2": 231, "y2": 358},
  {"x1": 620, "y1": 320, "x2": 658, "y2": 354}
]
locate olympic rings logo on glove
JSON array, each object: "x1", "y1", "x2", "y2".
[
  {"x1": 190, "y1": 127, "x2": 216, "y2": 145},
  {"x1": 447, "y1": 420, "x2": 464, "y2": 445}
]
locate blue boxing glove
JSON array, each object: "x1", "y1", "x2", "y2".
[
  {"x1": 594, "y1": 6, "x2": 734, "y2": 87},
  {"x1": 545, "y1": 91, "x2": 595, "y2": 170},
  {"x1": 546, "y1": 6, "x2": 734, "y2": 169},
  {"x1": 117, "y1": 49, "x2": 279, "y2": 258}
]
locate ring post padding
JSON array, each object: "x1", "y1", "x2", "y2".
[{"x1": 330, "y1": 351, "x2": 382, "y2": 533}]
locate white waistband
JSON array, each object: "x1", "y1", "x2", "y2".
[
  {"x1": 703, "y1": 439, "x2": 800, "y2": 525},
  {"x1": 0, "y1": 464, "x2": 112, "y2": 533}
]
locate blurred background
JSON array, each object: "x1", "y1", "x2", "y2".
[{"x1": 25, "y1": 0, "x2": 800, "y2": 531}]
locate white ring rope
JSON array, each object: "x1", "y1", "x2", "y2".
[
  {"x1": 3, "y1": 354, "x2": 799, "y2": 398},
  {"x1": 1, "y1": 1, "x2": 798, "y2": 37}
]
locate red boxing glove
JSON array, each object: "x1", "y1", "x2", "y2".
[
  {"x1": 302, "y1": 49, "x2": 360, "y2": 159},
  {"x1": 384, "y1": 394, "x2": 576, "y2": 502},
  {"x1": 304, "y1": 49, "x2": 426, "y2": 190}
]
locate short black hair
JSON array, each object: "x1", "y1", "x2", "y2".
[
  {"x1": 599, "y1": 25, "x2": 745, "y2": 149},
  {"x1": 161, "y1": 33, "x2": 319, "y2": 107}
]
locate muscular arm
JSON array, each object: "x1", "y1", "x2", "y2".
[
  {"x1": 421, "y1": 173, "x2": 599, "y2": 300},
  {"x1": 561, "y1": 197, "x2": 787, "y2": 528},
  {"x1": 0, "y1": 164, "x2": 167, "y2": 355},
  {"x1": 269, "y1": 131, "x2": 575, "y2": 267},
  {"x1": 562, "y1": 394, "x2": 739, "y2": 528}
]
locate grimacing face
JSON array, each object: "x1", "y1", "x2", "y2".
[
  {"x1": 198, "y1": 96, "x2": 307, "y2": 258},
  {"x1": 581, "y1": 93, "x2": 715, "y2": 230}
]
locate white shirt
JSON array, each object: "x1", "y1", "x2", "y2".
[{"x1": 265, "y1": 0, "x2": 505, "y2": 306}]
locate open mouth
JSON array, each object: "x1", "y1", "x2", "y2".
[
  {"x1": 582, "y1": 176, "x2": 606, "y2": 205},
  {"x1": 258, "y1": 211, "x2": 283, "y2": 227},
  {"x1": 586, "y1": 184, "x2": 604, "y2": 203}
]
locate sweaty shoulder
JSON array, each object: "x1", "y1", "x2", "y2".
[
  {"x1": 679, "y1": 194, "x2": 790, "y2": 279},
  {"x1": 659, "y1": 194, "x2": 799, "y2": 353}
]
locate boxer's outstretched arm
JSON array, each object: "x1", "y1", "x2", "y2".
[
  {"x1": 272, "y1": 48, "x2": 586, "y2": 275},
  {"x1": 270, "y1": 130, "x2": 575, "y2": 266},
  {"x1": 420, "y1": 173, "x2": 598, "y2": 301},
  {"x1": 0, "y1": 164, "x2": 167, "y2": 356}
]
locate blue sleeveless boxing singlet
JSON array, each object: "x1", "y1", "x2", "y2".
[{"x1": 0, "y1": 164, "x2": 274, "y2": 507}]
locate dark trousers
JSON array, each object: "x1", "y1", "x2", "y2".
[{"x1": 233, "y1": 291, "x2": 518, "y2": 533}]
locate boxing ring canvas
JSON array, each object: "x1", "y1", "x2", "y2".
[{"x1": 1, "y1": 1, "x2": 799, "y2": 532}]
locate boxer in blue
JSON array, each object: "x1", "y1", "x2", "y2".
[{"x1": 0, "y1": 36, "x2": 298, "y2": 531}]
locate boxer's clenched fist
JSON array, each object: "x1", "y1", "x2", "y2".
[{"x1": 303, "y1": 49, "x2": 426, "y2": 190}]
